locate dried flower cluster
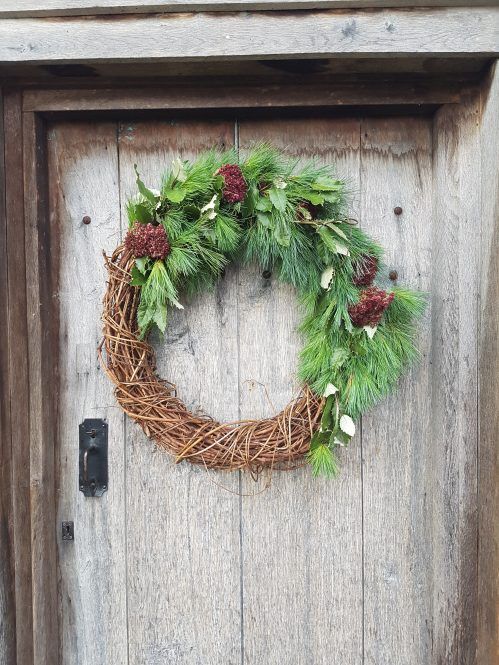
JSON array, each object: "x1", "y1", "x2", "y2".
[
  {"x1": 217, "y1": 164, "x2": 247, "y2": 203},
  {"x1": 353, "y1": 255, "x2": 378, "y2": 287},
  {"x1": 348, "y1": 287, "x2": 394, "y2": 327},
  {"x1": 125, "y1": 223, "x2": 171, "y2": 260}
]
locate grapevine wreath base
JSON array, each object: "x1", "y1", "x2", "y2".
[
  {"x1": 101, "y1": 246, "x2": 323, "y2": 473},
  {"x1": 100, "y1": 145, "x2": 425, "y2": 477}
]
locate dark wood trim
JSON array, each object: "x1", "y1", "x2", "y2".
[
  {"x1": 22, "y1": 81, "x2": 465, "y2": 114},
  {"x1": 1, "y1": 0, "x2": 497, "y2": 20},
  {"x1": 4, "y1": 89, "x2": 34, "y2": 665},
  {"x1": 0, "y1": 87, "x2": 17, "y2": 665},
  {"x1": 23, "y1": 111, "x2": 60, "y2": 665}
]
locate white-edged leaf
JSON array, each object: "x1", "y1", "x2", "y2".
[
  {"x1": 320, "y1": 266, "x2": 335, "y2": 290},
  {"x1": 323, "y1": 383, "x2": 338, "y2": 397},
  {"x1": 333, "y1": 436, "x2": 347, "y2": 447},
  {"x1": 273, "y1": 177, "x2": 287, "y2": 189},
  {"x1": 171, "y1": 298, "x2": 184, "y2": 310},
  {"x1": 363, "y1": 325, "x2": 377, "y2": 339},
  {"x1": 171, "y1": 157, "x2": 187, "y2": 183},
  {"x1": 201, "y1": 194, "x2": 218, "y2": 213},
  {"x1": 334, "y1": 241, "x2": 350, "y2": 256},
  {"x1": 339, "y1": 414, "x2": 356, "y2": 437}
]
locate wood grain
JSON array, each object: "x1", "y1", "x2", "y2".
[
  {"x1": 360, "y1": 118, "x2": 434, "y2": 664},
  {"x1": 238, "y1": 117, "x2": 363, "y2": 665},
  {"x1": 48, "y1": 121, "x2": 128, "y2": 665},
  {"x1": 478, "y1": 63, "x2": 499, "y2": 665},
  {"x1": 432, "y1": 96, "x2": 480, "y2": 664},
  {"x1": 1, "y1": 0, "x2": 496, "y2": 18},
  {"x1": 4, "y1": 90, "x2": 34, "y2": 665},
  {"x1": 0, "y1": 9, "x2": 498, "y2": 65},
  {"x1": 117, "y1": 120, "x2": 242, "y2": 665},
  {"x1": 0, "y1": 87, "x2": 16, "y2": 665},
  {"x1": 22, "y1": 81, "x2": 464, "y2": 114}
]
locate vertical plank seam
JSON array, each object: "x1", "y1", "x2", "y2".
[
  {"x1": 476, "y1": 88, "x2": 482, "y2": 665},
  {"x1": 359, "y1": 117, "x2": 366, "y2": 665},
  {"x1": 235, "y1": 116, "x2": 245, "y2": 665},
  {"x1": 116, "y1": 119, "x2": 131, "y2": 665}
]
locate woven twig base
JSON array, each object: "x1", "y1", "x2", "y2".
[{"x1": 100, "y1": 246, "x2": 324, "y2": 472}]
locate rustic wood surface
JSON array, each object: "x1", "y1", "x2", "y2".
[
  {"x1": 432, "y1": 94, "x2": 480, "y2": 664},
  {"x1": 41, "y1": 109, "x2": 489, "y2": 663},
  {"x1": 360, "y1": 118, "x2": 434, "y2": 664},
  {"x1": 0, "y1": 0, "x2": 496, "y2": 18},
  {"x1": 478, "y1": 63, "x2": 499, "y2": 665},
  {"x1": 117, "y1": 120, "x2": 242, "y2": 665},
  {"x1": 0, "y1": 87, "x2": 16, "y2": 665},
  {"x1": 0, "y1": 9, "x2": 498, "y2": 65},
  {"x1": 48, "y1": 122, "x2": 128, "y2": 665}
]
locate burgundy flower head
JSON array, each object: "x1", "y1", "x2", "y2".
[
  {"x1": 125, "y1": 222, "x2": 171, "y2": 260},
  {"x1": 217, "y1": 164, "x2": 247, "y2": 203},
  {"x1": 348, "y1": 287, "x2": 394, "y2": 327},
  {"x1": 353, "y1": 255, "x2": 378, "y2": 287}
]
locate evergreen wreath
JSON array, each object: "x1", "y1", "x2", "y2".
[{"x1": 101, "y1": 145, "x2": 425, "y2": 477}]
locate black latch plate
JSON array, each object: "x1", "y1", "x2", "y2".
[{"x1": 79, "y1": 418, "x2": 108, "y2": 497}]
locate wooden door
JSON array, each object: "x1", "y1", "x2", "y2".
[{"x1": 47, "y1": 113, "x2": 477, "y2": 665}]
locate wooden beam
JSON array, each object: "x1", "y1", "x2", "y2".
[
  {"x1": 22, "y1": 80, "x2": 464, "y2": 113},
  {"x1": 0, "y1": 8, "x2": 497, "y2": 65},
  {"x1": 3, "y1": 89, "x2": 34, "y2": 665},
  {"x1": 0, "y1": 87, "x2": 16, "y2": 665},
  {"x1": 0, "y1": 0, "x2": 497, "y2": 19}
]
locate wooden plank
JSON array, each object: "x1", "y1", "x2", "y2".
[
  {"x1": 1, "y1": 9, "x2": 498, "y2": 65},
  {"x1": 431, "y1": 96, "x2": 480, "y2": 663},
  {"x1": 0, "y1": 87, "x2": 16, "y2": 665},
  {"x1": 23, "y1": 111, "x2": 60, "y2": 665},
  {"x1": 22, "y1": 81, "x2": 464, "y2": 113},
  {"x1": 4, "y1": 90, "x2": 34, "y2": 665},
  {"x1": 238, "y1": 118, "x2": 363, "y2": 664},
  {"x1": 47, "y1": 122, "x2": 128, "y2": 665},
  {"x1": 478, "y1": 63, "x2": 499, "y2": 665},
  {"x1": 117, "y1": 120, "x2": 242, "y2": 665},
  {"x1": 360, "y1": 118, "x2": 435, "y2": 663},
  {"x1": 0, "y1": 0, "x2": 495, "y2": 18}
]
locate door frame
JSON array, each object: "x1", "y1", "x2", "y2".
[{"x1": 1, "y1": 73, "x2": 498, "y2": 663}]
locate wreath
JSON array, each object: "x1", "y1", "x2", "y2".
[{"x1": 101, "y1": 145, "x2": 425, "y2": 477}]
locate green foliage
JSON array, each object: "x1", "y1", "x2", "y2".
[{"x1": 125, "y1": 145, "x2": 426, "y2": 476}]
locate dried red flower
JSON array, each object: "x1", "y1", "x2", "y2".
[
  {"x1": 348, "y1": 287, "x2": 394, "y2": 327},
  {"x1": 353, "y1": 255, "x2": 378, "y2": 287},
  {"x1": 125, "y1": 222, "x2": 171, "y2": 260},
  {"x1": 217, "y1": 164, "x2": 247, "y2": 203}
]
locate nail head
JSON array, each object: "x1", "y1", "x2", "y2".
[
  {"x1": 262, "y1": 270, "x2": 272, "y2": 279},
  {"x1": 393, "y1": 207, "x2": 403, "y2": 216},
  {"x1": 389, "y1": 270, "x2": 398, "y2": 281},
  {"x1": 82, "y1": 215, "x2": 91, "y2": 225}
]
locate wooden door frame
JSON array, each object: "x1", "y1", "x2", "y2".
[{"x1": 1, "y1": 73, "x2": 497, "y2": 663}]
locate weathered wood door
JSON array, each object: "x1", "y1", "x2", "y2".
[{"x1": 48, "y1": 113, "x2": 477, "y2": 665}]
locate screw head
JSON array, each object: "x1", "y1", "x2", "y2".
[
  {"x1": 393, "y1": 206, "x2": 403, "y2": 216},
  {"x1": 389, "y1": 270, "x2": 398, "y2": 281},
  {"x1": 82, "y1": 215, "x2": 91, "y2": 225}
]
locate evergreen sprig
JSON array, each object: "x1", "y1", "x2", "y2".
[{"x1": 124, "y1": 144, "x2": 425, "y2": 476}]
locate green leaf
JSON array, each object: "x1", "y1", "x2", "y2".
[
  {"x1": 328, "y1": 223, "x2": 348, "y2": 241},
  {"x1": 311, "y1": 177, "x2": 342, "y2": 192},
  {"x1": 137, "y1": 298, "x2": 154, "y2": 336},
  {"x1": 268, "y1": 188, "x2": 287, "y2": 212},
  {"x1": 153, "y1": 302, "x2": 168, "y2": 333},
  {"x1": 130, "y1": 265, "x2": 147, "y2": 286},
  {"x1": 274, "y1": 223, "x2": 291, "y2": 247},
  {"x1": 164, "y1": 187, "x2": 187, "y2": 203},
  {"x1": 256, "y1": 212, "x2": 272, "y2": 228},
  {"x1": 213, "y1": 174, "x2": 225, "y2": 191},
  {"x1": 130, "y1": 202, "x2": 153, "y2": 224},
  {"x1": 135, "y1": 257, "x2": 148, "y2": 275},
  {"x1": 322, "y1": 192, "x2": 341, "y2": 204},
  {"x1": 301, "y1": 192, "x2": 324, "y2": 206},
  {"x1": 134, "y1": 164, "x2": 157, "y2": 205},
  {"x1": 331, "y1": 347, "x2": 350, "y2": 368},
  {"x1": 320, "y1": 395, "x2": 335, "y2": 431},
  {"x1": 317, "y1": 227, "x2": 337, "y2": 253},
  {"x1": 255, "y1": 196, "x2": 273, "y2": 212}
]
